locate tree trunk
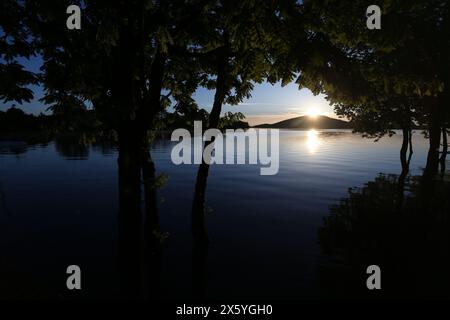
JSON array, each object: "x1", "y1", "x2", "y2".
[
  {"x1": 192, "y1": 162, "x2": 210, "y2": 245},
  {"x1": 424, "y1": 99, "x2": 443, "y2": 178},
  {"x1": 111, "y1": 7, "x2": 166, "y2": 298},
  {"x1": 142, "y1": 151, "x2": 160, "y2": 235},
  {"x1": 407, "y1": 129, "x2": 413, "y2": 165},
  {"x1": 141, "y1": 149, "x2": 162, "y2": 299},
  {"x1": 440, "y1": 127, "x2": 448, "y2": 174},
  {"x1": 191, "y1": 47, "x2": 229, "y2": 245},
  {"x1": 191, "y1": 44, "x2": 230, "y2": 298},
  {"x1": 207, "y1": 51, "x2": 228, "y2": 129},
  {"x1": 191, "y1": 161, "x2": 210, "y2": 298},
  {"x1": 117, "y1": 126, "x2": 144, "y2": 298},
  {"x1": 398, "y1": 128, "x2": 412, "y2": 209},
  {"x1": 400, "y1": 128, "x2": 409, "y2": 176}
]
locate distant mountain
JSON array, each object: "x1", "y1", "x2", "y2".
[{"x1": 254, "y1": 115, "x2": 351, "y2": 129}]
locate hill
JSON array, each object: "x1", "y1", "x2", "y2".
[{"x1": 254, "y1": 115, "x2": 351, "y2": 129}]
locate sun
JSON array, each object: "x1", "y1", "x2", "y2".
[{"x1": 306, "y1": 106, "x2": 320, "y2": 118}]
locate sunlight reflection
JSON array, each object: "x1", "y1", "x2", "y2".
[{"x1": 306, "y1": 129, "x2": 320, "y2": 154}]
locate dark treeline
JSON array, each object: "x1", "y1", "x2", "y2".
[
  {"x1": 0, "y1": 106, "x2": 95, "y2": 133},
  {"x1": 0, "y1": 106, "x2": 248, "y2": 134},
  {"x1": 0, "y1": 107, "x2": 47, "y2": 132}
]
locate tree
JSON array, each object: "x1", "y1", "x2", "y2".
[
  {"x1": 5, "y1": 0, "x2": 301, "y2": 296},
  {"x1": 189, "y1": 0, "x2": 295, "y2": 248},
  {"x1": 320, "y1": 173, "x2": 450, "y2": 298},
  {"x1": 15, "y1": 0, "x2": 215, "y2": 296},
  {"x1": 0, "y1": 0, "x2": 37, "y2": 104},
  {"x1": 281, "y1": 0, "x2": 449, "y2": 176},
  {"x1": 218, "y1": 111, "x2": 248, "y2": 129}
]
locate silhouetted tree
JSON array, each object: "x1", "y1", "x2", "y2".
[
  {"x1": 288, "y1": 0, "x2": 449, "y2": 176},
  {"x1": 0, "y1": 0, "x2": 37, "y2": 104},
  {"x1": 319, "y1": 173, "x2": 450, "y2": 298}
]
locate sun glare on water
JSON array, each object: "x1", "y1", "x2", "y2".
[{"x1": 306, "y1": 129, "x2": 320, "y2": 154}]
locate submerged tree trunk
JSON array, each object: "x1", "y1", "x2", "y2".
[
  {"x1": 0, "y1": 182, "x2": 7, "y2": 215},
  {"x1": 117, "y1": 128, "x2": 164, "y2": 299},
  {"x1": 192, "y1": 163, "x2": 210, "y2": 245},
  {"x1": 400, "y1": 128, "x2": 410, "y2": 175},
  {"x1": 142, "y1": 151, "x2": 160, "y2": 236},
  {"x1": 420, "y1": 97, "x2": 446, "y2": 210},
  {"x1": 408, "y1": 129, "x2": 413, "y2": 165},
  {"x1": 191, "y1": 47, "x2": 228, "y2": 244},
  {"x1": 117, "y1": 126, "x2": 144, "y2": 297},
  {"x1": 191, "y1": 44, "x2": 230, "y2": 298},
  {"x1": 440, "y1": 127, "x2": 448, "y2": 174},
  {"x1": 111, "y1": 5, "x2": 167, "y2": 298},
  {"x1": 141, "y1": 149, "x2": 162, "y2": 299},
  {"x1": 192, "y1": 45, "x2": 230, "y2": 234},
  {"x1": 424, "y1": 99, "x2": 443, "y2": 178},
  {"x1": 191, "y1": 161, "x2": 210, "y2": 298},
  {"x1": 398, "y1": 128, "x2": 413, "y2": 209}
]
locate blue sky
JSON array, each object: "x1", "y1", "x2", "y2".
[{"x1": 1, "y1": 56, "x2": 335, "y2": 126}]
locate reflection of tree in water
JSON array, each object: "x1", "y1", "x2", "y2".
[
  {"x1": 0, "y1": 135, "x2": 51, "y2": 158},
  {"x1": 54, "y1": 135, "x2": 117, "y2": 159},
  {"x1": 117, "y1": 148, "x2": 167, "y2": 299},
  {"x1": 191, "y1": 162, "x2": 210, "y2": 298},
  {"x1": 319, "y1": 173, "x2": 450, "y2": 299},
  {"x1": 91, "y1": 141, "x2": 116, "y2": 156},
  {"x1": 0, "y1": 142, "x2": 28, "y2": 156},
  {"x1": 0, "y1": 181, "x2": 7, "y2": 215},
  {"x1": 54, "y1": 136, "x2": 90, "y2": 160}
]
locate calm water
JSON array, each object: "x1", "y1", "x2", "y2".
[{"x1": 0, "y1": 130, "x2": 432, "y2": 299}]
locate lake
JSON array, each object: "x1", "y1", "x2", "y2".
[{"x1": 1, "y1": 129, "x2": 448, "y2": 299}]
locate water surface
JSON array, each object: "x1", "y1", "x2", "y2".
[{"x1": 0, "y1": 130, "x2": 431, "y2": 299}]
